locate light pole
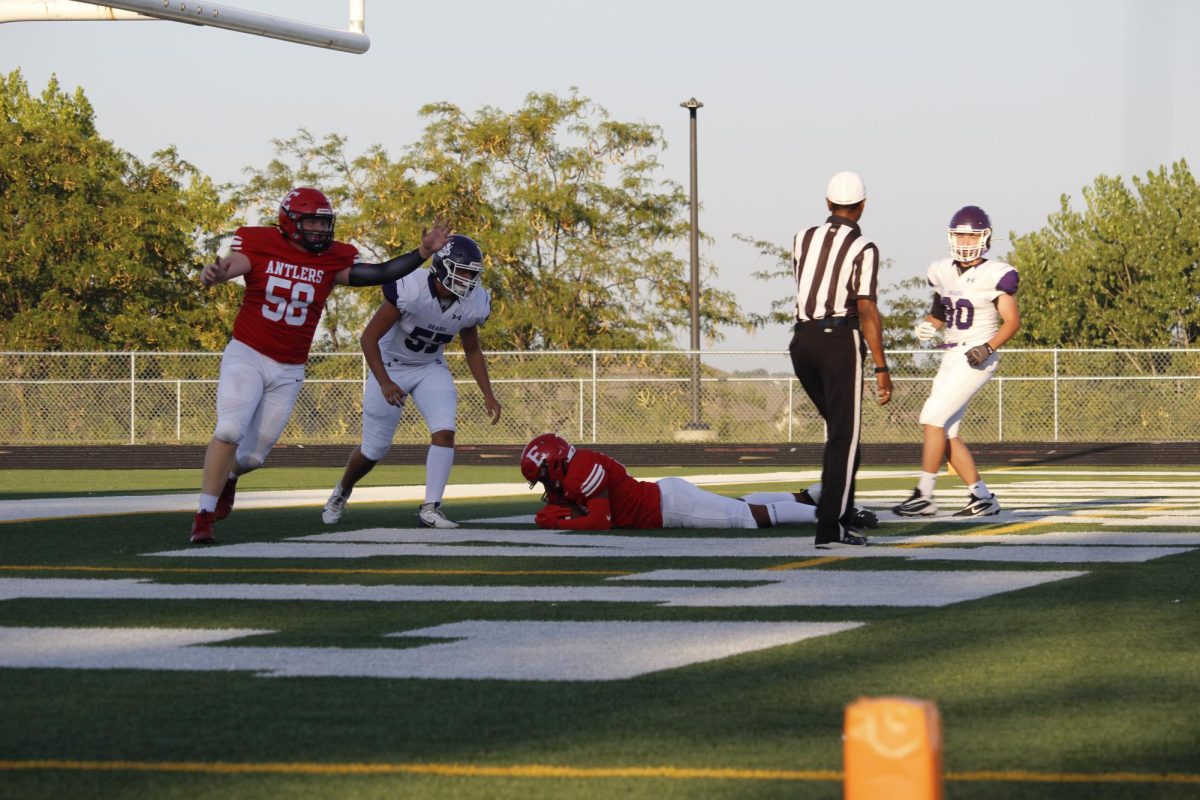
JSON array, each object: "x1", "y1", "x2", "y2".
[{"x1": 681, "y1": 97, "x2": 707, "y2": 431}]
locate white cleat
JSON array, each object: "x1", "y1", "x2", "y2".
[
  {"x1": 892, "y1": 488, "x2": 938, "y2": 517},
  {"x1": 322, "y1": 487, "x2": 349, "y2": 524},
  {"x1": 418, "y1": 502, "x2": 458, "y2": 529},
  {"x1": 954, "y1": 493, "x2": 1001, "y2": 517}
]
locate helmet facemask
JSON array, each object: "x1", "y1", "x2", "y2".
[
  {"x1": 293, "y1": 212, "x2": 335, "y2": 254},
  {"x1": 437, "y1": 258, "x2": 483, "y2": 299},
  {"x1": 948, "y1": 227, "x2": 990, "y2": 262},
  {"x1": 946, "y1": 205, "x2": 992, "y2": 263},
  {"x1": 431, "y1": 235, "x2": 485, "y2": 299}
]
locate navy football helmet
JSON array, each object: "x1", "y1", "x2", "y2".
[
  {"x1": 947, "y1": 205, "x2": 992, "y2": 263},
  {"x1": 431, "y1": 234, "x2": 484, "y2": 299},
  {"x1": 278, "y1": 188, "x2": 335, "y2": 254}
]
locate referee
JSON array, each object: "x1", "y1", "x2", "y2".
[{"x1": 790, "y1": 171, "x2": 892, "y2": 548}]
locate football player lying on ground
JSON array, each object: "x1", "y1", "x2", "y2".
[{"x1": 519, "y1": 434, "x2": 877, "y2": 545}]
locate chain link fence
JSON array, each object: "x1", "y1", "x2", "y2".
[{"x1": 2, "y1": 348, "x2": 1199, "y2": 445}]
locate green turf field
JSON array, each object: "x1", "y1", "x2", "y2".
[{"x1": 1, "y1": 466, "x2": 1198, "y2": 799}]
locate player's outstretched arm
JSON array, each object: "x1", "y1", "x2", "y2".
[
  {"x1": 339, "y1": 219, "x2": 453, "y2": 287},
  {"x1": 200, "y1": 252, "x2": 251, "y2": 287}
]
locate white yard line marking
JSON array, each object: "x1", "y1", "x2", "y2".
[
  {"x1": 0, "y1": 569, "x2": 1086, "y2": 608},
  {"x1": 0, "y1": 622, "x2": 862, "y2": 681},
  {"x1": 145, "y1": 529, "x2": 1195, "y2": 564}
]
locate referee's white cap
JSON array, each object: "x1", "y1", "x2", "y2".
[{"x1": 826, "y1": 171, "x2": 866, "y2": 205}]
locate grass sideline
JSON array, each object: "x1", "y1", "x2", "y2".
[
  {"x1": 1, "y1": 466, "x2": 1198, "y2": 799},
  {"x1": 5, "y1": 464, "x2": 821, "y2": 500}
]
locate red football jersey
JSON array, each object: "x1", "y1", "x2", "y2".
[
  {"x1": 561, "y1": 449, "x2": 663, "y2": 529},
  {"x1": 228, "y1": 227, "x2": 360, "y2": 364}
]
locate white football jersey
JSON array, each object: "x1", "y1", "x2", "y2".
[
  {"x1": 377, "y1": 270, "x2": 492, "y2": 366},
  {"x1": 927, "y1": 258, "x2": 1019, "y2": 346}
]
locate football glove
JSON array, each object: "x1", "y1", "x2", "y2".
[
  {"x1": 535, "y1": 504, "x2": 575, "y2": 529},
  {"x1": 965, "y1": 343, "x2": 994, "y2": 367},
  {"x1": 913, "y1": 320, "x2": 939, "y2": 343}
]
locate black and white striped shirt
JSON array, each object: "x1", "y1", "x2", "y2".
[{"x1": 793, "y1": 215, "x2": 880, "y2": 322}]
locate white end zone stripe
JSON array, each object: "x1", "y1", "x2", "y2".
[
  {"x1": 0, "y1": 622, "x2": 863, "y2": 681},
  {"x1": 0, "y1": 569, "x2": 1087, "y2": 607},
  {"x1": 144, "y1": 531, "x2": 1195, "y2": 563}
]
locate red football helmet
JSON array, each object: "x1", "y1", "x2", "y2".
[
  {"x1": 520, "y1": 433, "x2": 575, "y2": 488},
  {"x1": 278, "y1": 187, "x2": 335, "y2": 253}
]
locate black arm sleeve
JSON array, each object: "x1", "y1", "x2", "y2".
[
  {"x1": 929, "y1": 292, "x2": 946, "y2": 322},
  {"x1": 346, "y1": 249, "x2": 427, "y2": 287}
]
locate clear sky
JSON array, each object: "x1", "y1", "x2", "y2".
[{"x1": 3, "y1": 0, "x2": 1197, "y2": 352}]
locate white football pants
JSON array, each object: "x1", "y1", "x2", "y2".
[
  {"x1": 360, "y1": 360, "x2": 458, "y2": 461},
  {"x1": 213, "y1": 338, "x2": 304, "y2": 469},
  {"x1": 657, "y1": 477, "x2": 758, "y2": 529},
  {"x1": 919, "y1": 342, "x2": 999, "y2": 438}
]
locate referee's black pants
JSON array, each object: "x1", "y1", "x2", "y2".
[{"x1": 789, "y1": 323, "x2": 865, "y2": 544}]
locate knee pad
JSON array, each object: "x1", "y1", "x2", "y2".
[
  {"x1": 213, "y1": 419, "x2": 243, "y2": 444},
  {"x1": 236, "y1": 454, "x2": 264, "y2": 472},
  {"x1": 361, "y1": 440, "x2": 392, "y2": 462}
]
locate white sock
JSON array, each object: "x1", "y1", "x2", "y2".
[
  {"x1": 334, "y1": 481, "x2": 351, "y2": 499},
  {"x1": 424, "y1": 444, "x2": 455, "y2": 505},
  {"x1": 740, "y1": 492, "x2": 797, "y2": 504},
  {"x1": 764, "y1": 502, "x2": 818, "y2": 526},
  {"x1": 198, "y1": 493, "x2": 218, "y2": 513},
  {"x1": 918, "y1": 471, "x2": 937, "y2": 497},
  {"x1": 969, "y1": 480, "x2": 991, "y2": 498}
]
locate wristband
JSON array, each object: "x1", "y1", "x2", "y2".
[{"x1": 874, "y1": 366, "x2": 890, "y2": 374}]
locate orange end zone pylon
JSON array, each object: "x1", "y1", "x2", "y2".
[{"x1": 844, "y1": 696, "x2": 943, "y2": 800}]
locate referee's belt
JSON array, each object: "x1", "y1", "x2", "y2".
[{"x1": 794, "y1": 316, "x2": 859, "y2": 331}]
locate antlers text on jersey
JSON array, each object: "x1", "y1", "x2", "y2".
[{"x1": 264, "y1": 260, "x2": 325, "y2": 285}]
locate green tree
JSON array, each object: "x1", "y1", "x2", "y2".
[
  {"x1": 1008, "y1": 160, "x2": 1200, "y2": 348},
  {"x1": 236, "y1": 90, "x2": 753, "y2": 351},
  {"x1": 0, "y1": 70, "x2": 231, "y2": 351}
]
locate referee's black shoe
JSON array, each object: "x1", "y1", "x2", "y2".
[
  {"x1": 798, "y1": 483, "x2": 878, "y2": 529},
  {"x1": 842, "y1": 506, "x2": 879, "y2": 529},
  {"x1": 816, "y1": 525, "x2": 868, "y2": 550}
]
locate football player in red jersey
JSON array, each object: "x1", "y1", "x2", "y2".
[
  {"x1": 519, "y1": 433, "x2": 828, "y2": 533},
  {"x1": 189, "y1": 187, "x2": 451, "y2": 545}
]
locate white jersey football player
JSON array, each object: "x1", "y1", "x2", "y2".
[
  {"x1": 894, "y1": 205, "x2": 1021, "y2": 517},
  {"x1": 322, "y1": 235, "x2": 502, "y2": 528}
]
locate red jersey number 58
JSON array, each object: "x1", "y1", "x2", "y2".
[{"x1": 262, "y1": 276, "x2": 314, "y2": 326}]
